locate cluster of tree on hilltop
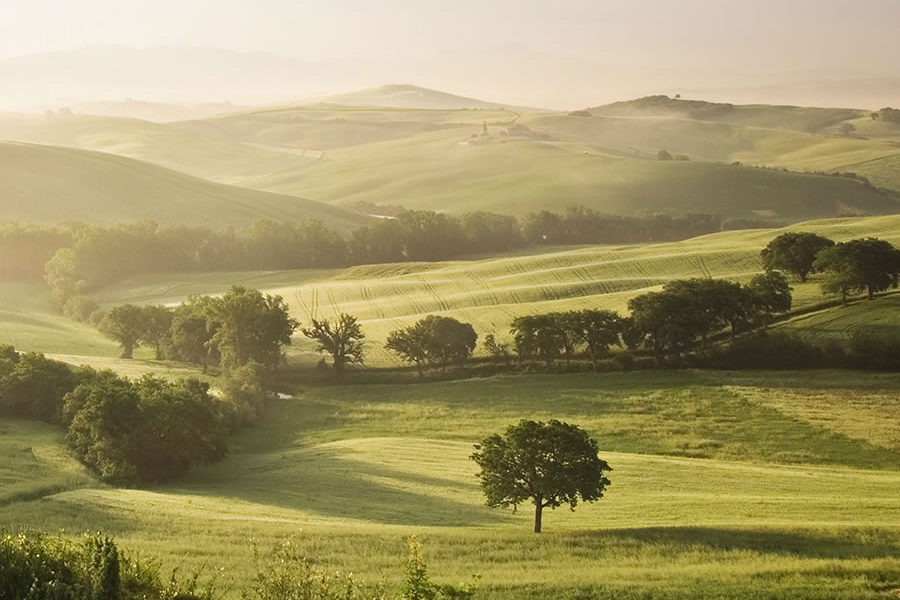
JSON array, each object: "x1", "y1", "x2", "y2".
[{"x1": 871, "y1": 107, "x2": 900, "y2": 124}]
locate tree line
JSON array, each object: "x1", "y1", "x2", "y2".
[{"x1": 0, "y1": 207, "x2": 743, "y2": 315}]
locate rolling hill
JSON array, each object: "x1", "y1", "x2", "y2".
[
  {"x1": 306, "y1": 84, "x2": 522, "y2": 110},
  {"x1": 0, "y1": 141, "x2": 370, "y2": 229},
  {"x1": 0, "y1": 113, "x2": 304, "y2": 182},
  {"x1": 236, "y1": 126, "x2": 900, "y2": 220},
  {"x1": 3, "y1": 92, "x2": 899, "y2": 221},
  {"x1": 173, "y1": 104, "x2": 517, "y2": 151}
]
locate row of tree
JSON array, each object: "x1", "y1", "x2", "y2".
[
  {"x1": 377, "y1": 272, "x2": 792, "y2": 374},
  {"x1": 761, "y1": 232, "x2": 900, "y2": 301},
  {"x1": 0, "y1": 348, "x2": 229, "y2": 484},
  {"x1": 99, "y1": 286, "x2": 297, "y2": 373}
]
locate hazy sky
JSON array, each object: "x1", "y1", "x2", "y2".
[
  {"x1": 3, "y1": 0, "x2": 899, "y2": 67},
  {"x1": 2, "y1": 0, "x2": 899, "y2": 107}
]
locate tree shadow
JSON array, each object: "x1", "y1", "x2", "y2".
[{"x1": 170, "y1": 445, "x2": 505, "y2": 527}]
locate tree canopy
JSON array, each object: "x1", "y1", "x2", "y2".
[
  {"x1": 814, "y1": 238, "x2": 900, "y2": 302},
  {"x1": 472, "y1": 420, "x2": 611, "y2": 533},
  {"x1": 302, "y1": 313, "x2": 366, "y2": 376},
  {"x1": 386, "y1": 316, "x2": 477, "y2": 373},
  {"x1": 761, "y1": 232, "x2": 835, "y2": 282}
]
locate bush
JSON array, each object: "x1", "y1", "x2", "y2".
[
  {"x1": 63, "y1": 372, "x2": 228, "y2": 484},
  {"x1": 0, "y1": 348, "x2": 75, "y2": 422},
  {"x1": 847, "y1": 334, "x2": 900, "y2": 371},
  {"x1": 0, "y1": 532, "x2": 199, "y2": 600},
  {"x1": 702, "y1": 333, "x2": 825, "y2": 370},
  {"x1": 63, "y1": 295, "x2": 102, "y2": 322}
]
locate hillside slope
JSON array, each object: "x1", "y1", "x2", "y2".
[
  {"x1": 0, "y1": 141, "x2": 370, "y2": 230},
  {"x1": 240, "y1": 128, "x2": 899, "y2": 220},
  {"x1": 0, "y1": 113, "x2": 302, "y2": 182}
]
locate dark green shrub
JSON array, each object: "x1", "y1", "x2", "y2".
[
  {"x1": 703, "y1": 333, "x2": 825, "y2": 370},
  {"x1": 63, "y1": 373, "x2": 227, "y2": 484},
  {"x1": 847, "y1": 334, "x2": 900, "y2": 371}
]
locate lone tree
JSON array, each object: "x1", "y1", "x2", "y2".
[
  {"x1": 302, "y1": 313, "x2": 366, "y2": 376},
  {"x1": 761, "y1": 232, "x2": 835, "y2": 282},
  {"x1": 471, "y1": 420, "x2": 611, "y2": 533}
]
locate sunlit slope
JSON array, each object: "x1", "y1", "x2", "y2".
[
  {"x1": 2, "y1": 371, "x2": 900, "y2": 597},
  {"x1": 778, "y1": 294, "x2": 900, "y2": 343},
  {"x1": 241, "y1": 129, "x2": 898, "y2": 220},
  {"x1": 0, "y1": 142, "x2": 370, "y2": 229},
  {"x1": 96, "y1": 214, "x2": 900, "y2": 366},
  {"x1": 0, "y1": 282, "x2": 120, "y2": 358},
  {"x1": 0, "y1": 113, "x2": 304, "y2": 183}
]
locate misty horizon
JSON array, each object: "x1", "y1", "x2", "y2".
[{"x1": 2, "y1": 0, "x2": 900, "y2": 112}]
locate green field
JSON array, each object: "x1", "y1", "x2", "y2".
[
  {"x1": 2, "y1": 370, "x2": 899, "y2": 598},
  {"x1": 0, "y1": 141, "x2": 370, "y2": 229}
]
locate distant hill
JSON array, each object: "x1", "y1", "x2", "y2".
[
  {"x1": 61, "y1": 99, "x2": 251, "y2": 122},
  {"x1": 238, "y1": 125, "x2": 900, "y2": 222},
  {"x1": 0, "y1": 113, "x2": 304, "y2": 182},
  {"x1": 173, "y1": 104, "x2": 515, "y2": 151},
  {"x1": 307, "y1": 85, "x2": 519, "y2": 110},
  {"x1": 0, "y1": 141, "x2": 370, "y2": 230},
  {"x1": 588, "y1": 95, "x2": 865, "y2": 133}
]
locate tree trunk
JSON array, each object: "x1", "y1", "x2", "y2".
[
  {"x1": 868, "y1": 287, "x2": 875, "y2": 301},
  {"x1": 534, "y1": 503, "x2": 543, "y2": 534}
]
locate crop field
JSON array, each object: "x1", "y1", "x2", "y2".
[
  {"x1": 85, "y1": 214, "x2": 900, "y2": 367},
  {"x1": 2, "y1": 370, "x2": 899, "y2": 598},
  {"x1": 778, "y1": 294, "x2": 900, "y2": 343}
]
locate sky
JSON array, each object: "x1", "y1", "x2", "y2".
[{"x1": 2, "y1": 0, "x2": 899, "y2": 108}]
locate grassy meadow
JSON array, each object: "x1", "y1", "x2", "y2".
[
  {"x1": 2, "y1": 88, "x2": 900, "y2": 598},
  {"x1": 2, "y1": 370, "x2": 899, "y2": 598}
]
